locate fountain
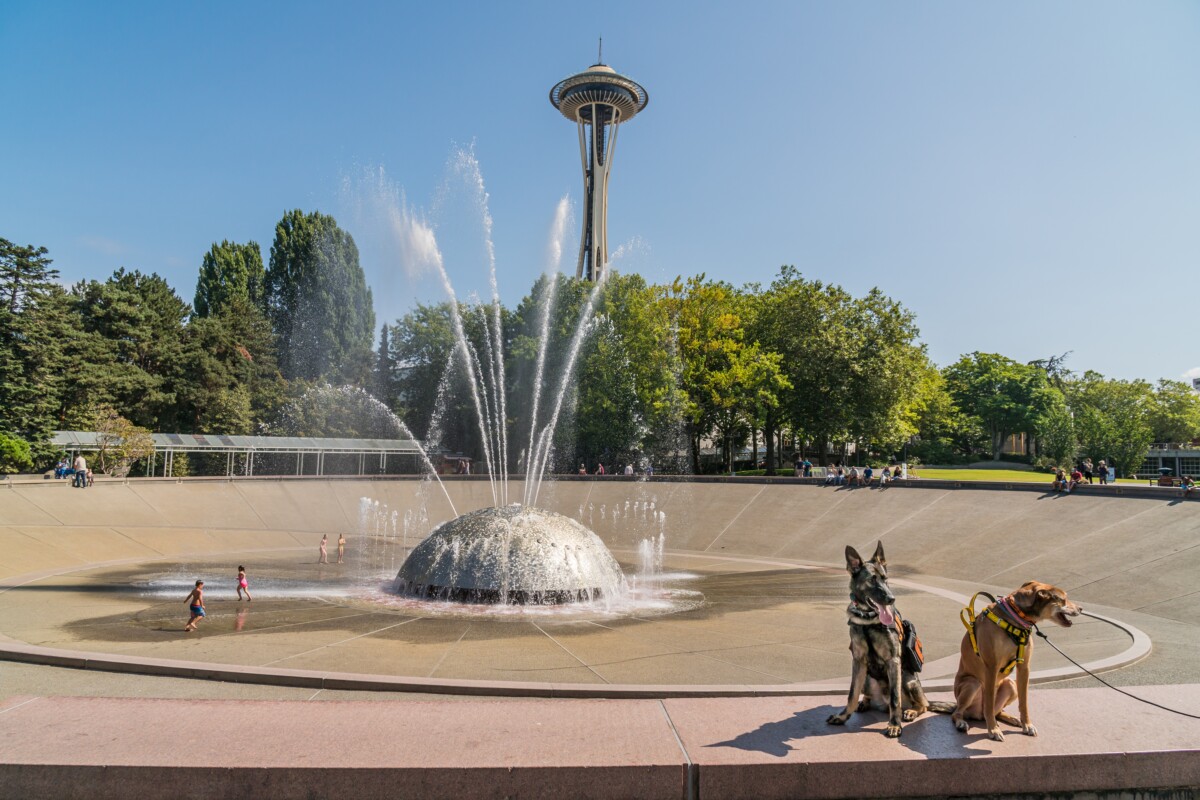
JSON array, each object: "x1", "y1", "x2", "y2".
[{"x1": 359, "y1": 146, "x2": 655, "y2": 607}]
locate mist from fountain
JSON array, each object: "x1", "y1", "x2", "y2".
[{"x1": 339, "y1": 151, "x2": 685, "y2": 608}]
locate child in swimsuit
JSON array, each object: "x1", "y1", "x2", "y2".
[
  {"x1": 236, "y1": 566, "x2": 251, "y2": 602},
  {"x1": 319, "y1": 534, "x2": 328, "y2": 564},
  {"x1": 337, "y1": 534, "x2": 346, "y2": 564},
  {"x1": 184, "y1": 580, "x2": 205, "y2": 631}
]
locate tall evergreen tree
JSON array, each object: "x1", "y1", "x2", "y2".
[
  {"x1": 62, "y1": 269, "x2": 189, "y2": 430},
  {"x1": 265, "y1": 210, "x2": 374, "y2": 384},
  {"x1": 193, "y1": 240, "x2": 265, "y2": 317},
  {"x1": 0, "y1": 239, "x2": 72, "y2": 457},
  {"x1": 177, "y1": 296, "x2": 285, "y2": 433}
]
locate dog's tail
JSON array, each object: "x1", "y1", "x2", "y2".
[{"x1": 927, "y1": 701, "x2": 956, "y2": 714}]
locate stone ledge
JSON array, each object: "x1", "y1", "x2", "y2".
[{"x1": 2, "y1": 687, "x2": 1198, "y2": 799}]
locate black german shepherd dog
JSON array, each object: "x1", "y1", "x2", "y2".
[{"x1": 826, "y1": 542, "x2": 953, "y2": 737}]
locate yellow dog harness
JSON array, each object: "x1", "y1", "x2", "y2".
[{"x1": 960, "y1": 591, "x2": 1032, "y2": 676}]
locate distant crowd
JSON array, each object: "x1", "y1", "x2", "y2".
[
  {"x1": 578, "y1": 462, "x2": 652, "y2": 477},
  {"x1": 818, "y1": 462, "x2": 907, "y2": 488}
]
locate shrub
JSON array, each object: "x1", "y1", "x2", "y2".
[{"x1": 0, "y1": 433, "x2": 33, "y2": 474}]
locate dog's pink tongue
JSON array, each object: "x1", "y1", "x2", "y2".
[{"x1": 873, "y1": 601, "x2": 895, "y2": 626}]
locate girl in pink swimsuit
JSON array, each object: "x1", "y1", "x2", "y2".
[{"x1": 236, "y1": 565, "x2": 252, "y2": 602}]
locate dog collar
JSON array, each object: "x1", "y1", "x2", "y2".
[
  {"x1": 847, "y1": 598, "x2": 878, "y2": 620},
  {"x1": 995, "y1": 595, "x2": 1033, "y2": 631}
]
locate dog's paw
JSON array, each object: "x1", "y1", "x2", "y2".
[
  {"x1": 1022, "y1": 723, "x2": 1038, "y2": 737},
  {"x1": 885, "y1": 723, "x2": 902, "y2": 738},
  {"x1": 826, "y1": 713, "x2": 849, "y2": 726},
  {"x1": 988, "y1": 728, "x2": 1005, "y2": 742},
  {"x1": 855, "y1": 698, "x2": 871, "y2": 712},
  {"x1": 902, "y1": 709, "x2": 919, "y2": 722},
  {"x1": 953, "y1": 718, "x2": 968, "y2": 733}
]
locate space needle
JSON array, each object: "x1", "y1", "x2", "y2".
[{"x1": 549, "y1": 46, "x2": 649, "y2": 282}]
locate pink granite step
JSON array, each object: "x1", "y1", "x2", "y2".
[{"x1": 2, "y1": 686, "x2": 1199, "y2": 799}]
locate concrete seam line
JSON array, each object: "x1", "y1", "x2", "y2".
[
  {"x1": 658, "y1": 700, "x2": 698, "y2": 800},
  {"x1": 0, "y1": 696, "x2": 41, "y2": 716},
  {"x1": 705, "y1": 484, "x2": 767, "y2": 552}
]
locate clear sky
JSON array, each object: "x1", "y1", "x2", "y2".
[{"x1": 2, "y1": 1, "x2": 1196, "y2": 383}]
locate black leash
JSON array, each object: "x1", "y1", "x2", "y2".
[{"x1": 1034, "y1": 612, "x2": 1200, "y2": 721}]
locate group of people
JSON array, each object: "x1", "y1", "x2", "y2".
[
  {"x1": 53, "y1": 455, "x2": 94, "y2": 488},
  {"x1": 1052, "y1": 458, "x2": 1113, "y2": 493},
  {"x1": 822, "y1": 463, "x2": 905, "y2": 487},
  {"x1": 318, "y1": 533, "x2": 346, "y2": 564},
  {"x1": 577, "y1": 462, "x2": 650, "y2": 477},
  {"x1": 183, "y1": 565, "x2": 253, "y2": 632},
  {"x1": 185, "y1": 532, "x2": 350, "y2": 631}
]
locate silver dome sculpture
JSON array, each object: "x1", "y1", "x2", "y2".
[{"x1": 396, "y1": 506, "x2": 628, "y2": 604}]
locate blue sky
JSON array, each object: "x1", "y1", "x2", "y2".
[{"x1": 2, "y1": 1, "x2": 1196, "y2": 383}]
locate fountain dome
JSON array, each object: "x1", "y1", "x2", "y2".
[{"x1": 395, "y1": 506, "x2": 627, "y2": 604}]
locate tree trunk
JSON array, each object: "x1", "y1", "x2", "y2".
[
  {"x1": 764, "y1": 411, "x2": 776, "y2": 476},
  {"x1": 751, "y1": 427, "x2": 758, "y2": 472},
  {"x1": 992, "y1": 430, "x2": 1004, "y2": 461},
  {"x1": 689, "y1": 424, "x2": 701, "y2": 475}
]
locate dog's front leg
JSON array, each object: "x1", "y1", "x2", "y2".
[
  {"x1": 982, "y1": 662, "x2": 1003, "y2": 741},
  {"x1": 885, "y1": 654, "x2": 903, "y2": 737},
  {"x1": 827, "y1": 641, "x2": 868, "y2": 726},
  {"x1": 1016, "y1": 659, "x2": 1036, "y2": 736}
]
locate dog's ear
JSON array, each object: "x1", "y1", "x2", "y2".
[
  {"x1": 845, "y1": 545, "x2": 864, "y2": 573},
  {"x1": 872, "y1": 541, "x2": 886, "y2": 567},
  {"x1": 1011, "y1": 581, "x2": 1037, "y2": 612}
]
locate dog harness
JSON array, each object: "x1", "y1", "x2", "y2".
[
  {"x1": 960, "y1": 591, "x2": 1033, "y2": 676},
  {"x1": 847, "y1": 598, "x2": 925, "y2": 673}
]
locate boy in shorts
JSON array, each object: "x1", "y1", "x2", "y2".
[{"x1": 184, "y1": 580, "x2": 206, "y2": 631}]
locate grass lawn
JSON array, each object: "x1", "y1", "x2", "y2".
[{"x1": 913, "y1": 467, "x2": 1140, "y2": 484}]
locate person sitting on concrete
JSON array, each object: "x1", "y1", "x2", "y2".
[
  {"x1": 824, "y1": 466, "x2": 837, "y2": 486},
  {"x1": 1052, "y1": 467, "x2": 1067, "y2": 492},
  {"x1": 1183, "y1": 475, "x2": 1196, "y2": 498},
  {"x1": 1068, "y1": 467, "x2": 1084, "y2": 492},
  {"x1": 847, "y1": 466, "x2": 860, "y2": 487},
  {"x1": 863, "y1": 465, "x2": 874, "y2": 486},
  {"x1": 879, "y1": 466, "x2": 892, "y2": 487}
]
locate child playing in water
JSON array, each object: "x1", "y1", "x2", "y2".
[
  {"x1": 236, "y1": 566, "x2": 251, "y2": 602},
  {"x1": 337, "y1": 534, "x2": 346, "y2": 564},
  {"x1": 184, "y1": 580, "x2": 205, "y2": 631},
  {"x1": 319, "y1": 533, "x2": 328, "y2": 564}
]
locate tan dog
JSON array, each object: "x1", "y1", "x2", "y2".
[{"x1": 952, "y1": 581, "x2": 1081, "y2": 740}]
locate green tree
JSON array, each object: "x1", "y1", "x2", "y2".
[
  {"x1": 1148, "y1": 379, "x2": 1200, "y2": 444},
  {"x1": 62, "y1": 269, "x2": 189, "y2": 430},
  {"x1": 668, "y1": 276, "x2": 788, "y2": 473},
  {"x1": 943, "y1": 352, "x2": 1058, "y2": 460},
  {"x1": 0, "y1": 239, "x2": 72, "y2": 460},
  {"x1": 749, "y1": 267, "x2": 923, "y2": 467},
  {"x1": 572, "y1": 315, "x2": 642, "y2": 469},
  {"x1": 1035, "y1": 392, "x2": 1076, "y2": 467},
  {"x1": 0, "y1": 431, "x2": 33, "y2": 474},
  {"x1": 596, "y1": 273, "x2": 688, "y2": 469},
  {"x1": 271, "y1": 384, "x2": 405, "y2": 439},
  {"x1": 193, "y1": 240, "x2": 265, "y2": 317},
  {"x1": 265, "y1": 210, "x2": 374, "y2": 383},
  {"x1": 177, "y1": 296, "x2": 285, "y2": 433},
  {"x1": 88, "y1": 404, "x2": 155, "y2": 477},
  {"x1": 1068, "y1": 371, "x2": 1154, "y2": 477}
]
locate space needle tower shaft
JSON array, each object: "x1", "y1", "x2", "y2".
[{"x1": 549, "y1": 51, "x2": 649, "y2": 282}]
